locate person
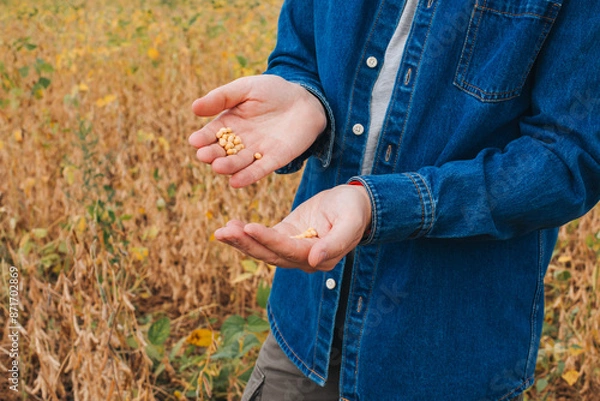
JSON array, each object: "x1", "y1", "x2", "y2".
[{"x1": 188, "y1": 0, "x2": 600, "y2": 399}]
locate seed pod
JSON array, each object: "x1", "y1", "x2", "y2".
[{"x1": 227, "y1": 148, "x2": 237, "y2": 155}]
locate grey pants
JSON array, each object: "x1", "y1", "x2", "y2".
[
  {"x1": 242, "y1": 333, "x2": 525, "y2": 401},
  {"x1": 242, "y1": 333, "x2": 340, "y2": 401}
]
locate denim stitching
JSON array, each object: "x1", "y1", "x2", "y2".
[
  {"x1": 268, "y1": 307, "x2": 327, "y2": 382},
  {"x1": 336, "y1": 0, "x2": 388, "y2": 185},
  {"x1": 351, "y1": 245, "x2": 381, "y2": 396},
  {"x1": 454, "y1": 4, "x2": 484, "y2": 91},
  {"x1": 454, "y1": 1, "x2": 560, "y2": 102},
  {"x1": 414, "y1": 172, "x2": 435, "y2": 235},
  {"x1": 311, "y1": 273, "x2": 327, "y2": 371},
  {"x1": 404, "y1": 172, "x2": 426, "y2": 237},
  {"x1": 392, "y1": 0, "x2": 439, "y2": 170},
  {"x1": 525, "y1": 231, "x2": 545, "y2": 373},
  {"x1": 497, "y1": 376, "x2": 534, "y2": 401},
  {"x1": 477, "y1": 5, "x2": 560, "y2": 22},
  {"x1": 457, "y1": 18, "x2": 551, "y2": 99}
]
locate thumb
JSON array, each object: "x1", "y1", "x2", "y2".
[
  {"x1": 307, "y1": 223, "x2": 362, "y2": 269},
  {"x1": 192, "y1": 77, "x2": 251, "y2": 117}
]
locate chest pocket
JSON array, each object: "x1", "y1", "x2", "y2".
[{"x1": 453, "y1": 0, "x2": 562, "y2": 102}]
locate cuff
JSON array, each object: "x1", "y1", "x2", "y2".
[{"x1": 348, "y1": 173, "x2": 435, "y2": 244}]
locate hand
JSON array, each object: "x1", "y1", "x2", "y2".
[
  {"x1": 188, "y1": 75, "x2": 327, "y2": 188},
  {"x1": 214, "y1": 185, "x2": 372, "y2": 273}
]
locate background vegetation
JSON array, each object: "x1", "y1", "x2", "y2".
[{"x1": 0, "y1": 0, "x2": 598, "y2": 400}]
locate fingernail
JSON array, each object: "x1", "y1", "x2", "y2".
[{"x1": 316, "y1": 251, "x2": 328, "y2": 266}]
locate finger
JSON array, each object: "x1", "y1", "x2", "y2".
[
  {"x1": 192, "y1": 78, "x2": 251, "y2": 117},
  {"x1": 244, "y1": 223, "x2": 313, "y2": 264},
  {"x1": 215, "y1": 221, "x2": 289, "y2": 266},
  {"x1": 189, "y1": 120, "x2": 229, "y2": 149},
  {"x1": 229, "y1": 154, "x2": 282, "y2": 188},
  {"x1": 196, "y1": 143, "x2": 226, "y2": 164},
  {"x1": 307, "y1": 221, "x2": 362, "y2": 268},
  {"x1": 211, "y1": 149, "x2": 256, "y2": 175}
]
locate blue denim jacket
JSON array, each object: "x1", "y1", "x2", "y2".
[{"x1": 264, "y1": 0, "x2": 600, "y2": 399}]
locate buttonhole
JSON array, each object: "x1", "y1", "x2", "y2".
[
  {"x1": 385, "y1": 145, "x2": 392, "y2": 162},
  {"x1": 404, "y1": 68, "x2": 412, "y2": 85}
]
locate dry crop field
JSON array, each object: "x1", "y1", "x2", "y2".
[{"x1": 0, "y1": 0, "x2": 598, "y2": 400}]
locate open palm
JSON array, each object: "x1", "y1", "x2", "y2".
[{"x1": 189, "y1": 75, "x2": 327, "y2": 188}]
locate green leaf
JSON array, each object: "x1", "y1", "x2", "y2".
[
  {"x1": 169, "y1": 336, "x2": 187, "y2": 360},
  {"x1": 148, "y1": 317, "x2": 171, "y2": 345},
  {"x1": 145, "y1": 343, "x2": 164, "y2": 361},
  {"x1": 240, "y1": 333, "x2": 261, "y2": 356},
  {"x1": 236, "y1": 55, "x2": 247, "y2": 68},
  {"x1": 256, "y1": 280, "x2": 270, "y2": 309},
  {"x1": 38, "y1": 77, "x2": 51, "y2": 88},
  {"x1": 167, "y1": 182, "x2": 177, "y2": 198},
  {"x1": 126, "y1": 335, "x2": 139, "y2": 349},
  {"x1": 35, "y1": 59, "x2": 54, "y2": 74},
  {"x1": 536, "y1": 378, "x2": 548, "y2": 393},
  {"x1": 18, "y1": 66, "x2": 29, "y2": 77},
  {"x1": 553, "y1": 269, "x2": 572, "y2": 281},
  {"x1": 210, "y1": 342, "x2": 239, "y2": 360},
  {"x1": 220, "y1": 315, "x2": 245, "y2": 344},
  {"x1": 246, "y1": 315, "x2": 269, "y2": 333}
]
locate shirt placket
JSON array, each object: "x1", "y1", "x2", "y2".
[{"x1": 338, "y1": 1, "x2": 439, "y2": 399}]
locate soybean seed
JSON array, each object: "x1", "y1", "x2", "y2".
[{"x1": 291, "y1": 227, "x2": 318, "y2": 239}]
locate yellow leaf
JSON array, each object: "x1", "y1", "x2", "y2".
[
  {"x1": 557, "y1": 255, "x2": 572, "y2": 264},
  {"x1": 143, "y1": 226, "x2": 159, "y2": 241},
  {"x1": 562, "y1": 369, "x2": 579, "y2": 386},
  {"x1": 131, "y1": 247, "x2": 149, "y2": 261},
  {"x1": 62, "y1": 165, "x2": 76, "y2": 185},
  {"x1": 208, "y1": 232, "x2": 216, "y2": 242},
  {"x1": 32, "y1": 228, "x2": 48, "y2": 239},
  {"x1": 205, "y1": 210, "x2": 214, "y2": 220},
  {"x1": 231, "y1": 272, "x2": 253, "y2": 284},
  {"x1": 137, "y1": 129, "x2": 155, "y2": 142},
  {"x1": 569, "y1": 344, "x2": 585, "y2": 357},
  {"x1": 13, "y1": 129, "x2": 23, "y2": 143},
  {"x1": 76, "y1": 217, "x2": 86, "y2": 233},
  {"x1": 241, "y1": 259, "x2": 258, "y2": 273},
  {"x1": 186, "y1": 328, "x2": 213, "y2": 348},
  {"x1": 78, "y1": 83, "x2": 89, "y2": 92},
  {"x1": 20, "y1": 177, "x2": 36, "y2": 198},
  {"x1": 0, "y1": 140, "x2": 4, "y2": 150},
  {"x1": 147, "y1": 47, "x2": 160, "y2": 61},
  {"x1": 96, "y1": 94, "x2": 116, "y2": 107},
  {"x1": 157, "y1": 136, "x2": 170, "y2": 152}
]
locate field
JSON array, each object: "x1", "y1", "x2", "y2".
[{"x1": 0, "y1": 0, "x2": 598, "y2": 400}]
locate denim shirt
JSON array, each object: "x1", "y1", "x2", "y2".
[{"x1": 264, "y1": 0, "x2": 600, "y2": 400}]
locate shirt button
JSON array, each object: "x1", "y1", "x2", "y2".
[
  {"x1": 352, "y1": 123, "x2": 365, "y2": 136},
  {"x1": 326, "y1": 278, "x2": 336, "y2": 290},
  {"x1": 366, "y1": 56, "x2": 378, "y2": 68}
]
